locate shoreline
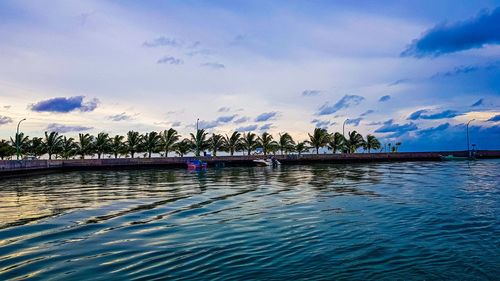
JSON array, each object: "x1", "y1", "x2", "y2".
[{"x1": 1, "y1": 150, "x2": 499, "y2": 179}]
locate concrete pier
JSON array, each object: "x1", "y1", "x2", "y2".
[{"x1": 1, "y1": 150, "x2": 499, "y2": 178}]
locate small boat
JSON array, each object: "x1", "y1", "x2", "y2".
[
  {"x1": 253, "y1": 159, "x2": 281, "y2": 167},
  {"x1": 439, "y1": 155, "x2": 469, "y2": 161},
  {"x1": 187, "y1": 159, "x2": 207, "y2": 170}
]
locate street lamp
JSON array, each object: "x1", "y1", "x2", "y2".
[
  {"x1": 16, "y1": 118, "x2": 27, "y2": 160},
  {"x1": 196, "y1": 118, "x2": 200, "y2": 156},
  {"x1": 466, "y1": 119, "x2": 475, "y2": 158},
  {"x1": 342, "y1": 119, "x2": 349, "y2": 139}
]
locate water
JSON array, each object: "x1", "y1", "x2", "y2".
[{"x1": 0, "y1": 161, "x2": 499, "y2": 280}]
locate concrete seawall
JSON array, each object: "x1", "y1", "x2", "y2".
[{"x1": 1, "y1": 150, "x2": 499, "y2": 178}]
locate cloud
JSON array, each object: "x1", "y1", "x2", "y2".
[
  {"x1": 360, "y1": 110, "x2": 374, "y2": 117},
  {"x1": 31, "y1": 96, "x2": 99, "y2": 113},
  {"x1": 171, "y1": 121, "x2": 181, "y2": 127},
  {"x1": 311, "y1": 119, "x2": 332, "y2": 128},
  {"x1": 471, "y1": 98, "x2": 484, "y2": 107},
  {"x1": 416, "y1": 123, "x2": 450, "y2": 136},
  {"x1": 431, "y1": 62, "x2": 499, "y2": 78},
  {"x1": 407, "y1": 109, "x2": 462, "y2": 120},
  {"x1": 236, "y1": 124, "x2": 258, "y2": 132},
  {"x1": 108, "y1": 112, "x2": 132, "y2": 121},
  {"x1": 216, "y1": 115, "x2": 237, "y2": 123},
  {"x1": 3, "y1": 105, "x2": 11, "y2": 109},
  {"x1": 346, "y1": 118, "x2": 362, "y2": 126},
  {"x1": 46, "y1": 123, "x2": 93, "y2": 133},
  {"x1": 379, "y1": 95, "x2": 391, "y2": 102},
  {"x1": 218, "y1": 107, "x2": 231, "y2": 112},
  {"x1": 302, "y1": 90, "x2": 321, "y2": 97},
  {"x1": 375, "y1": 119, "x2": 418, "y2": 137},
  {"x1": 401, "y1": 7, "x2": 500, "y2": 57},
  {"x1": 0, "y1": 116, "x2": 13, "y2": 125},
  {"x1": 143, "y1": 36, "x2": 181, "y2": 47},
  {"x1": 488, "y1": 114, "x2": 500, "y2": 122},
  {"x1": 255, "y1": 112, "x2": 278, "y2": 122},
  {"x1": 234, "y1": 116, "x2": 250, "y2": 124},
  {"x1": 367, "y1": 121, "x2": 382, "y2": 126},
  {"x1": 201, "y1": 62, "x2": 225, "y2": 69},
  {"x1": 317, "y1": 95, "x2": 364, "y2": 115},
  {"x1": 157, "y1": 56, "x2": 183, "y2": 65},
  {"x1": 260, "y1": 123, "x2": 272, "y2": 131},
  {"x1": 197, "y1": 120, "x2": 219, "y2": 129},
  {"x1": 388, "y1": 79, "x2": 409, "y2": 86}
]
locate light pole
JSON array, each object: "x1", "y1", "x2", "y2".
[
  {"x1": 16, "y1": 118, "x2": 27, "y2": 160},
  {"x1": 466, "y1": 119, "x2": 475, "y2": 158},
  {"x1": 196, "y1": 118, "x2": 199, "y2": 156}
]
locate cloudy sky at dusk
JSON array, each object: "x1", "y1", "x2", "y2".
[{"x1": 0, "y1": 0, "x2": 499, "y2": 151}]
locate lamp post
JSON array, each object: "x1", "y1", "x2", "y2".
[
  {"x1": 466, "y1": 119, "x2": 475, "y2": 158},
  {"x1": 16, "y1": 118, "x2": 26, "y2": 160},
  {"x1": 196, "y1": 118, "x2": 199, "y2": 156}
]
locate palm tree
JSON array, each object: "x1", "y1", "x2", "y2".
[
  {"x1": 224, "y1": 131, "x2": 241, "y2": 156},
  {"x1": 346, "y1": 131, "x2": 365, "y2": 153},
  {"x1": 27, "y1": 137, "x2": 46, "y2": 158},
  {"x1": 241, "y1": 132, "x2": 258, "y2": 155},
  {"x1": 258, "y1": 132, "x2": 276, "y2": 155},
  {"x1": 365, "y1": 135, "x2": 381, "y2": 153},
  {"x1": 174, "y1": 139, "x2": 191, "y2": 157},
  {"x1": 44, "y1": 131, "x2": 62, "y2": 160},
  {"x1": 295, "y1": 141, "x2": 310, "y2": 156},
  {"x1": 126, "y1": 131, "x2": 143, "y2": 158},
  {"x1": 209, "y1": 134, "x2": 225, "y2": 156},
  {"x1": 110, "y1": 135, "x2": 125, "y2": 158},
  {"x1": 10, "y1": 132, "x2": 29, "y2": 158},
  {"x1": 94, "y1": 132, "x2": 111, "y2": 159},
  {"x1": 76, "y1": 133, "x2": 94, "y2": 159},
  {"x1": 160, "y1": 128, "x2": 180, "y2": 157},
  {"x1": 143, "y1": 131, "x2": 161, "y2": 158},
  {"x1": 0, "y1": 140, "x2": 15, "y2": 160},
  {"x1": 328, "y1": 132, "x2": 345, "y2": 154},
  {"x1": 60, "y1": 136, "x2": 77, "y2": 159},
  {"x1": 277, "y1": 132, "x2": 295, "y2": 155},
  {"x1": 190, "y1": 129, "x2": 209, "y2": 156},
  {"x1": 395, "y1": 142, "x2": 402, "y2": 152},
  {"x1": 307, "y1": 128, "x2": 330, "y2": 154}
]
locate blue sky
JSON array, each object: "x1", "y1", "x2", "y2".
[{"x1": 0, "y1": 0, "x2": 499, "y2": 151}]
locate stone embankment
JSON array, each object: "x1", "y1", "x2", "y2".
[{"x1": 1, "y1": 150, "x2": 499, "y2": 178}]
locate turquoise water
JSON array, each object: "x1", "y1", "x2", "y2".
[{"x1": 0, "y1": 161, "x2": 499, "y2": 280}]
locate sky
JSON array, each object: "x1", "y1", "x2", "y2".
[{"x1": 0, "y1": 0, "x2": 499, "y2": 152}]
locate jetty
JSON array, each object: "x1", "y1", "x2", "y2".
[{"x1": 1, "y1": 150, "x2": 499, "y2": 179}]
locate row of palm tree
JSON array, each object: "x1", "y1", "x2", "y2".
[{"x1": 0, "y1": 127, "x2": 385, "y2": 160}]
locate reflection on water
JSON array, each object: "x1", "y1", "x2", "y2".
[{"x1": 0, "y1": 161, "x2": 499, "y2": 280}]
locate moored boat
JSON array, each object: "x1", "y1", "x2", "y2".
[{"x1": 187, "y1": 159, "x2": 207, "y2": 170}]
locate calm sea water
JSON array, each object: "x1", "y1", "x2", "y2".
[{"x1": 0, "y1": 160, "x2": 499, "y2": 280}]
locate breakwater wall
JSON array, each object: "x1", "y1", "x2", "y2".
[{"x1": 1, "y1": 150, "x2": 499, "y2": 178}]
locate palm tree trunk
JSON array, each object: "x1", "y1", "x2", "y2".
[{"x1": 316, "y1": 147, "x2": 319, "y2": 154}]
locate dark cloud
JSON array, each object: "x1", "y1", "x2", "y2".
[
  {"x1": 367, "y1": 121, "x2": 382, "y2": 126},
  {"x1": 379, "y1": 95, "x2": 391, "y2": 102},
  {"x1": 255, "y1": 112, "x2": 278, "y2": 122},
  {"x1": 171, "y1": 121, "x2": 182, "y2": 127},
  {"x1": 375, "y1": 119, "x2": 418, "y2": 137},
  {"x1": 234, "y1": 116, "x2": 250, "y2": 124},
  {"x1": 302, "y1": 90, "x2": 321, "y2": 97},
  {"x1": 108, "y1": 112, "x2": 132, "y2": 122},
  {"x1": 317, "y1": 95, "x2": 364, "y2": 115},
  {"x1": 46, "y1": 123, "x2": 93, "y2": 133},
  {"x1": 157, "y1": 56, "x2": 183, "y2": 65},
  {"x1": 311, "y1": 119, "x2": 332, "y2": 128},
  {"x1": 401, "y1": 7, "x2": 500, "y2": 57},
  {"x1": 0, "y1": 116, "x2": 13, "y2": 125},
  {"x1": 431, "y1": 62, "x2": 499, "y2": 78},
  {"x1": 416, "y1": 123, "x2": 450, "y2": 136},
  {"x1": 143, "y1": 37, "x2": 181, "y2": 47},
  {"x1": 236, "y1": 124, "x2": 258, "y2": 132},
  {"x1": 218, "y1": 107, "x2": 231, "y2": 112},
  {"x1": 3, "y1": 105, "x2": 11, "y2": 109},
  {"x1": 360, "y1": 110, "x2": 374, "y2": 117},
  {"x1": 388, "y1": 79, "x2": 409, "y2": 86},
  {"x1": 260, "y1": 123, "x2": 272, "y2": 131},
  {"x1": 407, "y1": 109, "x2": 462, "y2": 120},
  {"x1": 31, "y1": 96, "x2": 98, "y2": 113},
  {"x1": 346, "y1": 118, "x2": 363, "y2": 126},
  {"x1": 216, "y1": 115, "x2": 237, "y2": 123},
  {"x1": 471, "y1": 98, "x2": 484, "y2": 107},
  {"x1": 197, "y1": 120, "x2": 219, "y2": 129},
  {"x1": 488, "y1": 114, "x2": 500, "y2": 122},
  {"x1": 201, "y1": 62, "x2": 225, "y2": 69}
]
